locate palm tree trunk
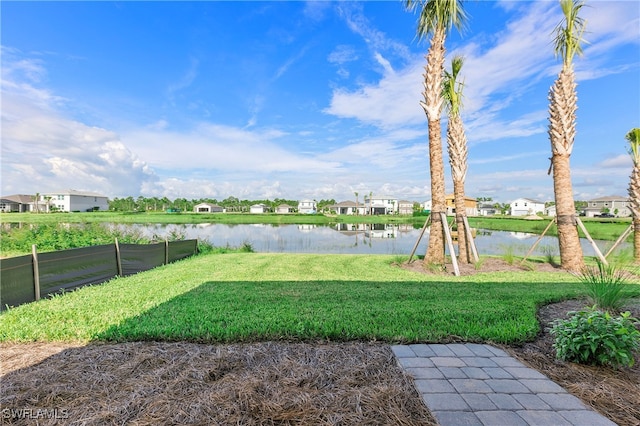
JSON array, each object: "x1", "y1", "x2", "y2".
[
  {"x1": 629, "y1": 164, "x2": 640, "y2": 264},
  {"x1": 549, "y1": 67, "x2": 584, "y2": 273},
  {"x1": 551, "y1": 153, "x2": 584, "y2": 272},
  {"x1": 453, "y1": 180, "x2": 468, "y2": 263},
  {"x1": 422, "y1": 27, "x2": 446, "y2": 266},
  {"x1": 448, "y1": 114, "x2": 469, "y2": 264}
]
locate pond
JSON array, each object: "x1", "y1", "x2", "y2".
[{"x1": 127, "y1": 223, "x2": 630, "y2": 258}]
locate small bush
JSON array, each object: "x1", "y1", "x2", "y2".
[
  {"x1": 579, "y1": 261, "x2": 630, "y2": 312},
  {"x1": 551, "y1": 307, "x2": 640, "y2": 368}
]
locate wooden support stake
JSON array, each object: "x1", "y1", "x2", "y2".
[
  {"x1": 32, "y1": 244, "x2": 40, "y2": 301},
  {"x1": 521, "y1": 218, "x2": 556, "y2": 264},
  {"x1": 576, "y1": 217, "x2": 608, "y2": 265},
  {"x1": 115, "y1": 238, "x2": 123, "y2": 276},
  {"x1": 408, "y1": 214, "x2": 431, "y2": 264},
  {"x1": 605, "y1": 224, "x2": 633, "y2": 259},
  {"x1": 462, "y1": 216, "x2": 479, "y2": 263},
  {"x1": 441, "y1": 212, "x2": 460, "y2": 276}
]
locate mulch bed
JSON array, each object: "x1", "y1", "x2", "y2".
[{"x1": 0, "y1": 341, "x2": 435, "y2": 425}]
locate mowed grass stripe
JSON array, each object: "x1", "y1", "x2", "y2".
[{"x1": 0, "y1": 253, "x2": 587, "y2": 343}]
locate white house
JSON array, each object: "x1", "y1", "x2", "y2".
[
  {"x1": 509, "y1": 198, "x2": 545, "y2": 216},
  {"x1": 363, "y1": 195, "x2": 398, "y2": 215},
  {"x1": 583, "y1": 196, "x2": 631, "y2": 217},
  {"x1": 193, "y1": 203, "x2": 223, "y2": 213},
  {"x1": 422, "y1": 200, "x2": 432, "y2": 213},
  {"x1": 478, "y1": 203, "x2": 498, "y2": 216},
  {"x1": 297, "y1": 199, "x2": 317, "y2": 214},
  {"x1": 250, "y1": 203, "x2": 270, "y2": 214},
  {"x1": 41, "y1": 190, "x2": 109, "y2": 212},
  {"x1": 545, "y1": 205, "x2": 557, "y2": 217}
]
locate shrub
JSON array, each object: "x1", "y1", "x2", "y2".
[
  {"x1": 579, "y1": 261, "x2": 630, "y2": 312},
  {"x1": 551, "y1": 307, "x2": 640, "y2": 368}
]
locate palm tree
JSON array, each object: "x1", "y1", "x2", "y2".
[
  {"x1": 547, "y1": 0, "x2": 587, "y2": 273},
  {"x1": 443, "y1": 55, "x2": 470, "y2": 263},
  {"x1": 405, "y1": 0, "x2": 467, "y2": 266},
  {"x1": 626, "y1": 127, "x2": 640, "y2": 263},
  {"x1": 33, "y1": 192, "x2": 40, "y2": 213},
  {"x1": 354, "y1": 191, "x2": 359, "y2": 216}
]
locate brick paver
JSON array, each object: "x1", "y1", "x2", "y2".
[{"x1": 391, "y1": 343, "x2": 617, "y2": 426}]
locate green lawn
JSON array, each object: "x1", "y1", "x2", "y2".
[{"x1": 4, "y1": 253, "x2": 630, "y2": 345}]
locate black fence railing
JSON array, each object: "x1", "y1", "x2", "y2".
[{"x1": 1, "y1": 239, "x2": 198, "y2": 310}]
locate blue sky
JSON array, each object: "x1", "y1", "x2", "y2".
[{"x1": 1, "y1": 1, "x2": 639, "y2": 203}]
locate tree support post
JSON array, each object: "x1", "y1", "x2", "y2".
[
  {"x1": 576, "y1": 217, "x2": 608, "y2": 265},
  {"x1": 408, "y1": 214, "x2": 431, "y2": 264},
  {"x1": 521, "y1": 218, "x2": 556, "y2": 264},
  {"x1": 441, "y1": 212, "x2": 460, "y2": 276},
  {"x1": 32, "y1": 244, "x2": 40, "y2": 301},
  {"x1": 604, "y1": 224, "x2": 633, "y2": 259}
]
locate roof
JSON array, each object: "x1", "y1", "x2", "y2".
[
  {"x1": 445, "y1": 194, "x2": 478, "y2": 202},
  {"x1": 195, "y1": 202, "x2": 221, "y2": 208},
  {"x1": 1, "y1": 194, "x2": 34, "y2": 203},
  {"x1": 364, "y1": 194, "x2": 395, "y2": 200},
  {"x1": 587, "y1": 195, "x2": 629, "y2": 201},
  {"x1": 511, "y1": 197, "x2": 545, "y2": 204},
  {"x1": 333, "y1": 200, "x2": 358, "y2": 207},
  {"x1": 44, "y1": 189, "x2": 108, "y2": 197}
]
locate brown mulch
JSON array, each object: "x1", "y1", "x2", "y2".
[
  {"x1": 1, "y1": 259, "x2": 639, "y2": 425},
  {"x1": 0, "y1": 341, "x2": 435, "y2": 425}
]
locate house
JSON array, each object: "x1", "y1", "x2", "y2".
[
  {"x1": 397, "y1": 200, "x2": 415, "y2": 215},
  {"x1": 445, "y1": 194, "x2": 478, "y2": 216},
  {"x1": 478, "y1": 203, "x2": 498, "y2": 216},
  {"x1": 545, "y1": 205, "x2": 556, "y2": 217},
  {"x1": 40, "y1": 190, "x2": 109, "y2": 212},
  {"x1": 0, "y1": 194, "x2": 35, "y2": 212},
  {"x1": 422, "y1": 200, "x2": 432, "y2": 213},
  {"x1": 509, "y1": 198, "x2": 545, "y2": 216},
  {"x1": 297, "y1": 199, "x2": 317, "y2": 214},
  {"x1": 329, "y1": 201, "x2": 367, "y2": 215},
  {"x1": 275, "y1": 204, "x2": 294, "y2": 214},
  {"x1": 583, "y1": 196, "x2": 631, "y2": 217},
  {"x1": 250, "y1": 203, "x2": 270, "y2": 214},
  {"x1": 363, "y1": 195, "x2": 398, "y2": 215},
  {"x1": 193, "y1": 203, "x2": 223, "y2": 213}
]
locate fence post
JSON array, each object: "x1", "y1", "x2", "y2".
[
  {"x1": 32, "y1": 244, "x2": 40, "y2": 301},
  {"x1": 165, "y1": 238, "x2": 169, "y2": 265},
  {"x1": 115, "y1": 238, "x2": 123, "y2": 276}
]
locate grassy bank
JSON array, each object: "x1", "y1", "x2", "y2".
[
  {"x1": 467, "y1": 216, "x2": 632, "y2": 242},
  {"x1": 5, "y1": 253, "x2": 634, "y2": 344},
  {"x1": 1, "y1": 211, "x2": 424, "y2": 225}
]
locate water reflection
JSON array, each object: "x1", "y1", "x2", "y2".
[{"x1": 117, "y1": 223, "x2": 629, "y2": 257}]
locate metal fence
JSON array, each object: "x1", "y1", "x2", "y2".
[{"x1": 0, "y1": 239, "x2": 198, "y2": 310}]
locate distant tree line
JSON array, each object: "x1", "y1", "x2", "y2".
[{"x1": 108, "y1": 196, "x2": 337, "y2": 213}]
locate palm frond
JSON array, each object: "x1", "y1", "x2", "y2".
[
  {"x1": 553, "y1": 0, "x2": 588, "y2": 66},
  {"x1": 406, "y1": 0, "x2": 468, "y2": 40},
  {"x1": 625, "y1": 128, "x2": 640, "y2": 164},
  {"x1": 442, "y1": 55, "x2": 465, "y2": 116}
]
